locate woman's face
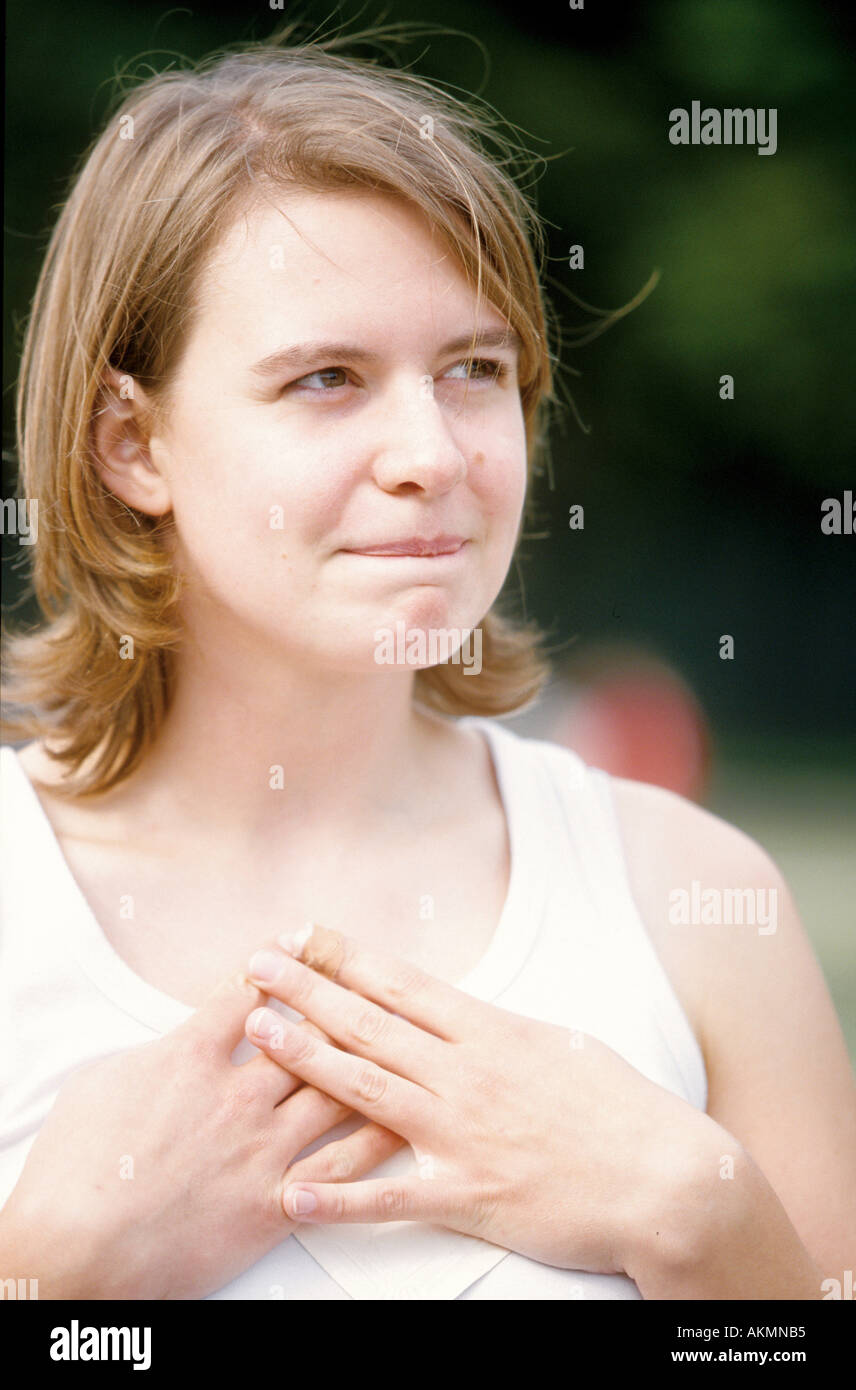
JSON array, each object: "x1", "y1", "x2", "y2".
[{"x1": 148, "y1": 188, "x2": 528, "y2": 674}]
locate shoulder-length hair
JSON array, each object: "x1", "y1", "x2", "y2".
[{"x1": 2, "y1": 24, "x2": 559, "y2": 797}]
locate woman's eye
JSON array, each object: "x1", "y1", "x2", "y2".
[
  {"x1": 290, "y1": 367, "x2": 350, "y2": 392},
  {"x1": 445, "y1": 358, "x2": 507, "y2": 383}
]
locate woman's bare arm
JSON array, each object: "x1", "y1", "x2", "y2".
[{"x1": 612, "y1": 777, "x2": 856, "y2": 1288}]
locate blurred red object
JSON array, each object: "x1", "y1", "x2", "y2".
[{"x1": 550, "y1": 655, "x2": 711, "y2": 801}]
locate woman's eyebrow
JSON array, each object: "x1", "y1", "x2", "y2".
[{"x1": 248, "y1": 327, "x2": 522, "y2": 380}]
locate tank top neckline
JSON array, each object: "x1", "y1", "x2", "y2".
[{"x1": 1, "y1": 718, "x2": 550, "y2": 1035}]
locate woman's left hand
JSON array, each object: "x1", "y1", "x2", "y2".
[{"x1": 243, "y1": 923, "x2": 718, "y2": 1276}]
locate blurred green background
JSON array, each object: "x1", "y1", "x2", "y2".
[{"x1": 3, "y1": 0, "x2": 854, "y2": 1059}]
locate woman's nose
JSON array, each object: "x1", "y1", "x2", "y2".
[{"x1": 369, "y1": 376, "x2": 468, "y2": 496}]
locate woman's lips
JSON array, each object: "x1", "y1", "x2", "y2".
[{"x1": 343, "y1": 536, "x2": 467, "y2": 557}]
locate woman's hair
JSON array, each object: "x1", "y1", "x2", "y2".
[{"x1": 1, "y1": 22, "x2": 561, "y2": 797}]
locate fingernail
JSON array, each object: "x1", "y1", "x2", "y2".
[
  {"x1": 285, "y1": 1186, "x2": 317, "y2": 1217},
  {"x1": 278, "y1": 921, "x2": 315, "y2": 959},
  {"x1": 248, "y1": 1007, "x2": 280, "y2": 1041},
  {"x1": 248, "y1": 949, "x2": 286, "y2": 983}
]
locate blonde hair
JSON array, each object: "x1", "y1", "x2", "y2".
[{"x1": 2, "y1": 22, "x2": 560, "y2": 797}]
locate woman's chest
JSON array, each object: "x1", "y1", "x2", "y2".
[{"x1": 53, "y1": 812, "x2": 510, "y2": 1008}]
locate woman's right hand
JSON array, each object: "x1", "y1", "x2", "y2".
[{"x1": 0, "y1": 969, "x2": 404, "y2": 1299}]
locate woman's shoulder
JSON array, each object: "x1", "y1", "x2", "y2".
[
  {"x1": 608, "y1": 773, "x2": 782, "y2": 893},
  {"x1": 606, "y1": 772, "x2": 805, "y2": 1070},
  {"x1": 485, "y1": 719, "x2": 774, "y2": 877}
]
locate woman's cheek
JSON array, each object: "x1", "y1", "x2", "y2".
[
  {"x1": 165, "y1": 477, "x2": 282, "y2": 610},
  {"x1": 477, "y1": 448, "x2": 528, "y2": 540}
]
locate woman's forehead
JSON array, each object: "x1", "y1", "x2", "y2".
[
  {"x1": 190, "y1": 189, "x2": 510, "y2": 350},
  {"x1": 204, "y1": 188, "x2": 451, "y2": 281}
]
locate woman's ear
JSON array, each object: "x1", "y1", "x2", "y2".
[{"x1": 90, "y1": 367, "x2": 173, "y2": 516}]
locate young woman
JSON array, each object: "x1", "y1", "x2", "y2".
[{"x1": 1, "y1": 31, "x2": 854, "y2": 1302}]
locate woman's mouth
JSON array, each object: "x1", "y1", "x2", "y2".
[{"x1": 342, "y1": 536, "x2": 468, "y2": 557}]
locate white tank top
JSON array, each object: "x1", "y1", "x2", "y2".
[{"x1": 0, "y1": 717, "x2": 707, "y2": 1300}]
